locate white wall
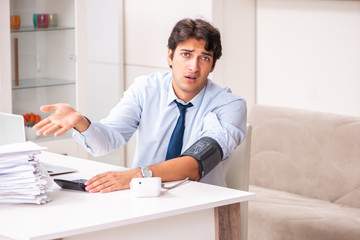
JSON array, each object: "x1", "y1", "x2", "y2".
[
  {"x1": 257, "y1": 0, "x2": 360, "y2": 116},
  {"x1": 85, "y1": 0, "x2": 125, "y2": 165},
  {"x1": 212, "y1": 0, "x2": 256, "y2": 108},
  {"x1": 86, "y1": 0, "x2": 124, "y2": 121}
]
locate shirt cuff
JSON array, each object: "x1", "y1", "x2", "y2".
[{"x1": 72, "y1": 122, "x2": 98, "y2": 154}]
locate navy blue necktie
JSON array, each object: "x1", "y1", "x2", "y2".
[{"x1": 165, "y1": 101, "x2": 193, "y2": 160}]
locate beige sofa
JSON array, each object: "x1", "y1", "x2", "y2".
[{"x1": 247, "y1": 105, "x2": 360, "y2": 240}]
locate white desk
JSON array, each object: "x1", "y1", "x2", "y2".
[{"x1": 0, "y1": 152, "x2": 255, "y2": 240}]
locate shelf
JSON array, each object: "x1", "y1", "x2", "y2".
[
  {"x1": 29, "y1": 130, "x2": 73, "y2": 143},
  {"x1": 12, "y1": 78, "x2": 75, "y2": 90},
  {"x1": 25, "y1": 125, "x2": 73, "y2": 143},
  {"x1": 11, "y1": 26, "x2": 75, "y2": 33}
]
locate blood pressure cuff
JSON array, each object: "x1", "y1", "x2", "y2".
[{"x1": 181, "y1": 137, "x2": 223, "y2": 178}]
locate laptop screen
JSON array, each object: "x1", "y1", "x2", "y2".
[{"x1": 0, "y1": 112, "x2": 26, "y2": 145}]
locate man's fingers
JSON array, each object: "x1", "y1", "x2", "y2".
[
  {"x1": 100, "y1": 186, "x2": 116, "y2": 193},
  {"x1": 54, "y1": 127, "x2": 69, "y2": 137},
  {"x1": 40, "y1": 104, "x2": 58, "y2": 113},
  {"x1": 35, "y1": 121, "x2": 55, "y2": 135},
  {"x1": 85, "y1": 172, "x2": 126, "y2": 193},
  {"x1": 86, "y1": 173, "x2": 106, "y2": 185},
  {"x1": 86, "y1": 175, "x2": 110, "y2": 193},
  {"x1": 43, "y1": 124, "x2": 62, "y2": 136},
  {"x1": 39, "y1": 122, "x2": 57, "y2": 136},
  {"x1": 88, "y1": 181, "x2": 113, "y2": 193},
  {"x1": 33, "y1": 118, "x2": 51, "y2": 130}
]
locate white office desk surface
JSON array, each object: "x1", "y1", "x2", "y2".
[{"x1": 0, "y1": 151, "x2": 255, "y2": 240}]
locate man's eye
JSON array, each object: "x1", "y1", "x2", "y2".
[
  {"x1": 201, "y1": 56, "x2": 210, "y2": 61},
  {"x1": 182, "y1": 53, "x2": 190, "y2": 57}
]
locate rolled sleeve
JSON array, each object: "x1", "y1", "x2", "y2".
[
  {"x1": 201, "y1": 99, "x2": 247, "y2": 160},
  {"x1": 72, "y1": 129, "x2": 93, "y2": 154},
  {"x1": 72, "y1": 121, "x2": 127, "y2": 157}
]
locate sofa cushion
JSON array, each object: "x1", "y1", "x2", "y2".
[
  {"x1": 248, "y1": 105, "x2": 360, "y2": 208},
  {"x1": 248, "y1": 185, "x2": 360, "y2": 240}
]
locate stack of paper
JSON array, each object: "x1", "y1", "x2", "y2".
[{"x1": 0, "y1": 141, "x2": 52, "y2": 204}]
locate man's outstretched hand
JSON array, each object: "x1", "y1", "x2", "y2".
[{"x1": 33, "y1": 103, "x2": 90, "y2": 137}]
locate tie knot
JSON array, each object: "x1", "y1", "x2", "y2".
[{"x1": 175, "y1": 101, "x2": 193, "y2": 116}]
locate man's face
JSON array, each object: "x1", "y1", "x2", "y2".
[{"x1": 167, "y1": 38, "x2": 215, "y2": 103}]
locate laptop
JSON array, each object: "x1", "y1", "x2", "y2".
[
  {"x1": 0, "y1": 112, "x2": 25, "y2": 145},
  {"x1": 0, "y1": 112, "x2": 76, "y2": 176}
]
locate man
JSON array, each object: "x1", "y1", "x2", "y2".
[{"x1": 34, "y1": 18, "x2": 247, "y2": 193}]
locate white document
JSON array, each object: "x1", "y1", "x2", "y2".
[
  {"x1": 0, "y1": 141, "x2": 46, "y2": 156},
  {"x1": 0, "y1": 141, "x2": 52, "y2": 204}
]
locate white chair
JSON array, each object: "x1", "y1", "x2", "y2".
[{"x1": 225, "y1": 124, "x2": 252, "y2": 240}]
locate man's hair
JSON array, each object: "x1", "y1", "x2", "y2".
[{"x1": 167, "y1": 18, "x2": 222, "y2": 68}]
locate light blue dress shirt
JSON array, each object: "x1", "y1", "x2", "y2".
[{"x1": 73, "y1": 72, "x2": 247, "y2": 186}]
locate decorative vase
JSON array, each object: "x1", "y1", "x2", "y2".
[
  {"x1": 37, "y1": 14, "x2": 49, "y2": 28},
  {"x1": 10, "y1": 15, "x2": 21, "y2": 30},
  {"x1": 25, "y1": 127, "x2": 37, "y2": 141}
]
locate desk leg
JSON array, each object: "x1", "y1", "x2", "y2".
[{"x1": 215, "y1": 203, "x2": 240, "y2": 240}]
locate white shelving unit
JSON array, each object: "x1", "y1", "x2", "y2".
[{"x1": 1, "y1": 0, "x2": 88, "y2": 157}]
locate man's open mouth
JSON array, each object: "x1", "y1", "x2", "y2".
[{"x1": 185, "y1": 75, "x2": 197, "y2": 80}]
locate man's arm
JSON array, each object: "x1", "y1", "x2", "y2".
[
  {"x1": 84, "y1": 136, "x2": 224, "y2": 193},
  {"x1": 84, "y1": 156, "x2": 200, "y2": 193},
  {"x1": 148, "y1": 156, "x2": 200, "y2": 181}
]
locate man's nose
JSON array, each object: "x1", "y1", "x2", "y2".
[{"x1": 188, "y1": 58, "x2": 200, "y2": 72}]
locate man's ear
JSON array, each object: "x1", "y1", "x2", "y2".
[{"x1": 167, "y1": 49, "x2": 173, "y2": 68}]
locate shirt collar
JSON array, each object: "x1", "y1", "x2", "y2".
[{"x1": 167, "y1": 76, "x2": 207, "y2": 109}]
